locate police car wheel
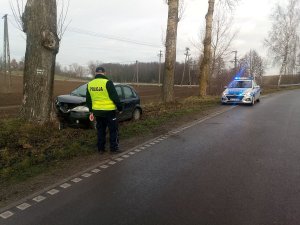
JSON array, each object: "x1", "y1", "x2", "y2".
[
  {"x1": 132, "y1": 108, "x2": 141, "y2": 120},
  {"x1": 257, "y1": 98, "x2": 260, "y2": 103}
]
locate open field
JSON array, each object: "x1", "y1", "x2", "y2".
[
  {"x1": 0, "y1": 75, "x2": 199, "y2": 117},
  {"x1": 2, "y1": 74, "x2": 300, "y2": 117}
]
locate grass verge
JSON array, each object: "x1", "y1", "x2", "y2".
[{"x1": 0, "y1": 96, "x2": 219, "y2": 186}]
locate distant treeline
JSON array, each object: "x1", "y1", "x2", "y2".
[
  {"x1": 57, "y1": 61, "x2": 201, "y2": 85},
  {"x1": 261, "y1": 75, "x2": 300, "y2": 86}
]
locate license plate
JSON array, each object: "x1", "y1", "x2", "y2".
[{"x1": 230, "y1": 98, "x2": 239, "y2": 101}]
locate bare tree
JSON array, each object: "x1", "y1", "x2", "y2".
[
  {"x1": 10, "y1": 0, "x2": 70, "y2": 38},
  {"x1": 297, "y1": 53, "x2": 300, "y2": 74},
  {"x1": 198, "y1": 0, "x2": 239, "y2": 97},
  {"x1": 162, "y1": 0, "x2": 179, "y2": 103},
  {"x1": 211, "y1": 4, "x2": 238, "y2": 78},
  {"x1": 264, "y1": 0, "x2": 300, "y2": 86},
  {"x1": 240, "y1": 50, "x2": 265, "y2": 81},
  {"x1": 10, "y1": 0, "x2": 70, "y2": 123},
  {"x1": 198, "y1": 0, "x2": 215, "y2": 97},
  {"x1": 70, "y1": 63, "x2": 85, "y2": 77},
  {"x1": 88, "y1": 60, "x2": 103, "y2": 75},
  {"x1": 20, "y1": 0, "x2": 60, "y2": 123},
  {"x1": 56, "y1": 0, "x2": 71, "y2": 40}
]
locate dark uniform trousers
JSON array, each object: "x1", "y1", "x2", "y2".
[{"x1": 96, "y1": 114, "x2": 119, "y2": 151}]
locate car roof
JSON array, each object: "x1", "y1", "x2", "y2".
[{"x1": 113, "y1": 83, "x2": 133, "y2": 88}]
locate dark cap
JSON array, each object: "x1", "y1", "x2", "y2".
[{"x1": 95, "y1": 66, "x2": 105, "y2": 73}]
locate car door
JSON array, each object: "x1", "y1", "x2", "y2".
[
  {"x1": 114, "y1": 85, "x2": 125, "y2": 121},
  {"x1": 122, "y1": 85, "x2": 138, "y2": 120}
]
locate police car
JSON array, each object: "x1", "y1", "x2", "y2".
[{"x1": 221, "y1": 77, "x2": 261, "y2": 105}]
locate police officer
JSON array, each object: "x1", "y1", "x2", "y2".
[{"x1": 86, "y1": 66, "x2": 123, "y2": 154}]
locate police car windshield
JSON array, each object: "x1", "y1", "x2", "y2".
[
  {"x1": 228, "y1": 80, "x2": 252, "y2": 88},
  {"x1": 71, "y1": 84, "x2": 87, "y2": 97}
]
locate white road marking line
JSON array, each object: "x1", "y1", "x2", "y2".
[
  {"x1": 108, "y1": 161, "x2": 116, "y2": 165},
  {"x1": 129, "y1": 152, "x2": 135, "y2": 155},
  {"x1": 154, "y1": 140, "x2": 160, "y2": 143},
  {"x1": 91, "y1": 169, "x2": 101, "y2": 173},
  {"x1": 0, "y1": 211, "x2": 14, "y2": 219},
  {"x1": 140, "y1": 147, "x2": 146, "y2": 150},
  {"x1": 100, "y1": 165, "x2": 109, "y2": 169},
  {"x1": 60, "y1": 183, "x2": 71, "y2": 188},
  {"x1": 150, "y1": 142, "x2": 156, "y2": 145},
  {"x1": 33, "y1": 195, "x2": 46, "y2": 202},
  {"x1": 122, "y1": 154, "x2": 130, "y2": 158},
  {"x1": 115, "y1": 158, "x2": 123, "y2": 161},
  {"x1": 82, "y1": 173, "x2": 92, "y2": 178},
  {"x1": 134, "y1": 149, "x2": 141, "y2": 152},
  {"x1": 17, "y1": 203, "x2": 31, "y2": 211},
  {"x1": 158, "y1": 138, "x2": 164, "y2": 141},
  {"x1": 145, "y1": 144, "x2": 151, "y2": 147},
  {"x1": 71, "y1": 178, "x2": 82, "y2": 183},
  {"x1": 47, "y1": 189, "x2": 59, "y2": 195}
]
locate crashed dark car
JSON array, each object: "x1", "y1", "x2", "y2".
[{"x1": 55, "y1": 83, "x2": 142, "y2": 129}]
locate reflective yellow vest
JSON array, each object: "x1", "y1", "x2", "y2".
[{"x1": 88, "y1": 79, "x2": 116, "y2": 111}]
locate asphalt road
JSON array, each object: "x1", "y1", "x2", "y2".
[{"x1": 2, "y1": 89, "x2": 300, "y2": 225}]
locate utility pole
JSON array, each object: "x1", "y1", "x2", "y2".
[
  {"x1": 136, "y1": 60, "x2": 139, "y2": 85},
  {"x1": 158, "y1": 50, "x2": 163, "y2": 85},
  {"x1": 181, "y1": 47, "x2": 190, "y2": 85},
  {"x1": 188, "y1": 57, "x2": 192, "y2": 86},
  {"x1": 2, "y1": 14, "x2": 11, "y2": 90},
  {"x1": 232, "y1": 50, "x2": 237, "y2": 73}
]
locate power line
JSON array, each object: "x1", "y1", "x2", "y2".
[{"x1": 68, "y1": 27, "x2": 163, "y2": 49}]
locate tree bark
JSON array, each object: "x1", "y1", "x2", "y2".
[
  {"x1": 162, "y1": 0, "x2": 179, "y2": 103},
  {"x1": 21, "y1": 0, "x2": 59, "y2": 124},
  {"x1": 199, "y1": 0, "x2": 215, "y2": 97}
]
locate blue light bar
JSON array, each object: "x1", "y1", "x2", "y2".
[{"x1": 234, "y1": 77, "x2": 253, "y2": 80}]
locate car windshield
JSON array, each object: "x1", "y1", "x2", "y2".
[
  {"x1": 71, "y1": 84, "x2": 87, "y2": 97},
  {"x1": 228, "y1": 80, "x2": 252, "y2": 88}
]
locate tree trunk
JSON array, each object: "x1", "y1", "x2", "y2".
[
  {"x1": 162, "y1": 0, "x2": 179, "y2": 103},
  {"x1": 199, "y1": 0, "x2": 215, "y2": 97},
  {"x1": 21, "y1": 0, "x2": 59, "y2": 124},
  {"x1": 278, "y1": 45, "x2": 289, "y2": 87}
]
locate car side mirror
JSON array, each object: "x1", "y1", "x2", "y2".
[{"x1": 254, "y1": 85, "x2": 260, "y2": 89}]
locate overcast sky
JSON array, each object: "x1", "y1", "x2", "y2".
[{"x1": 0, "y1": 0, "x2": 287, "y2": 75}]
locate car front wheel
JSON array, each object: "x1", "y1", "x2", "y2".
[
  {"x1": 132, "y1": 108, "x2": 141, "y2": 120},
  {"x1": 250, "y1": 97, "x2": 255, "y2": 106}
]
